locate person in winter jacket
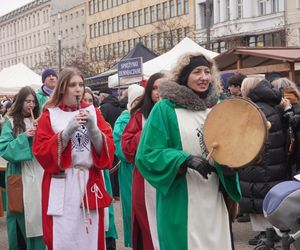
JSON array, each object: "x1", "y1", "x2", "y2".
[{"x1": 239, "y1": 77, "x2": 289, "y2": 246}]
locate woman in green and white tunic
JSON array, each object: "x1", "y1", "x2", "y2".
[
  {"x1": 0, "y1": 86, "x2": 45, "y2": 250},
  {"x1": 135, "y1": 52, "x2": 241, "y2": 250}
]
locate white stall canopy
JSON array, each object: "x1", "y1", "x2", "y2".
[{"x1": 0, "y1": 63, "x2": 42, "y2": 95}]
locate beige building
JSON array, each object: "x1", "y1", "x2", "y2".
[
  {"x1": 49, "y1": 2, "x2": 86, "y2": 69},
  {"x1": 86, "y1": 0, "x2": 195, "y2": 72},
  {"x1": 286, "y1": 0, "x2": 300, "y2": 46},
  {"x1": 0, "y1": 0, "x2": 51, "y2": 71}
]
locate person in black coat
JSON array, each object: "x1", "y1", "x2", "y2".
[{"x1": 239, "y1": 78, "x2": 289, "y2": 246}]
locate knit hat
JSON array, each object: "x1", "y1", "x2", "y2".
[
  {"x1": 98, "y1": 87, "x2": 112, "y2": 95},
  {"x1": 42, "y1": 68, "x2": 58, "y2": 83},
  {"x1": 127, "y1": 84, "x2": 144, "y2": 111}
]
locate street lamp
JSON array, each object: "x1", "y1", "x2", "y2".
[{"x1": 57, "y1": 12, "x2": 62, "y2": 72}]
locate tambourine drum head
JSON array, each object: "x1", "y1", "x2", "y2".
[{"x1": 204, "y1": 98, "x2": 267, "y2": 168}]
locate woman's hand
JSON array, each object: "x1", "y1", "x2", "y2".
[
  {"x1": 280, "y1": 97, "x2": 292, "y2": 111},
  {"x1": 26, "y1": 127, "x2": 36, "y2": 137}
]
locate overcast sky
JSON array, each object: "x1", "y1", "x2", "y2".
[{"x1": 0, "y1": 0, "x2": 34, "y2": 17}]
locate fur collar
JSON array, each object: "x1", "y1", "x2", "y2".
[{"x1": 158, "y1": 80, "x2": 219, "y2": 111}]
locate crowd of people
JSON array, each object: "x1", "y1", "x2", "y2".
[{"x1": 0, "y1": 51, "x2": 299, "y2": 250}]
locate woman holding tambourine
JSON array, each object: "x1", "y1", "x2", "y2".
[{"x1": 135, "y1": 52, "x2": 241, "y2": 250}]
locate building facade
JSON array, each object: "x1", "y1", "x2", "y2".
[
  {"x1": 0, "y1": 0, "x2": 51, "y2": 71},
  {"x1": 195, "y1": 0, "x2": 286, "y2": 52},
  {"x1": 286, "y1": 0, "x2": 300, "y2": 46},
  {"x1": 86, "y1": 0, "x2": 195, "y2": 72}
]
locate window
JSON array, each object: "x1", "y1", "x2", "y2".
[
  {"x1": 151, "y1": 34, "x2": 156, "y2": 49},
  {"x1": 298, "y1": 0, "x2": 300, "y2": 8},
  {"x1": 138, "y1": 10, "x2": 144, "y2": 25},
  {"x1": 108, "y1": 19, "x2": 112, "y2": 33},
  {"x1": 163, "y1": 2, "x2": 168, "y2": 19},
  {"x1": 133, "y1": 11, "x2": 138, "y2": 27},
  {"x1": 225, "y1": 0, "x2": 230, "y2": 20},
  {"x1": 99, "y1": 22, "x2": 103, "y2": 35},
  {"x1": 170, "y1": 0, "x2": 175, "y2": 17},
  {"x1": 122, "y1": 14, "x2": 126, "y2": 29},
  {"x1": 117, "y1": 16, "x2": 122, "y2": 31},
  {"x1": 271, "y1": 0, "x2": 278, "y2": 13},
  {"x1": 144, "y1": 8, "x2": 150, "y2": 24},
  {"x1": 258, "y1": 0, "x2": 267, "y2": 15},
  {"x1": 177, "y1": 0, "x2": 182, "y2": 15},
  {"x1": 150, "y1": 6, "x2": 156, "y2": 22},
  {"x1": 199, "y1": 3, "x2": 207, "y2": 28},
  {"x1": 156, "y1": 4, "x2": 162, "y2": 20},
  {"x1": 157, "y1": 33, "x2": 163, "y2": 49},
  {"x1": 237, "y1": 0, "x2": 243, "y2": 19},
  {"x1": 112, "y1": 17, "x2": 117, "y2": 32},
  {"x1": 184, "y1": 0, "x2": 188, "y2": 14},
  {"x1": 127, "y1": 13, "x2": 132, "y2": 28}
]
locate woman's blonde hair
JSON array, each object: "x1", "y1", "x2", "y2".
[
  {"x1": 44, "y1": 67, "x2": 85, "y2": 110},
  {"x1": 241, "y1": 77, "x2": 264, "y2": 98},
  {"x1": 170, "y1": 51, "x2": 222, "y2": 94}
]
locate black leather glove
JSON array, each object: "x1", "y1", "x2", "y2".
[{"x1": 185, "y1": 155, "x2": 214, "y2": 179}]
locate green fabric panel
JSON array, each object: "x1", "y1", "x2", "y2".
[
  {"x1": 36, "y1": 88, "x2": 48, "y2": 111},
  {"x1": 213, "y1": 162, "x2": 242, "y2": 202},
  {"x1": 113, "y1": 111, "x2": 133, "y2": 247},
  {"x1": 26, "y1": 236, "x2": 46, "y2": 250},
  {"x1": 136, "y1": 99, "x2": 188, "y2": 250},
  {"x1": 157, "y1": 175, "x2": 188, "y2": 250},
  {"x1": 103, "y1": 170, "x2": 118, "y2": 239},
  {"x1": 136, "y1": 99, "x2": 189, "y2": 196},
  {"x1": 118, "y1": 163, "x2": 133, "y2": 247},
  {"x1": 0, "y1": 120, "x2": 33, "y2": 162}
]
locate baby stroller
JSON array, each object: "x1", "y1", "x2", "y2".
[{"x1": 259, "y1": 180, "x2": 300, "y2": 250}]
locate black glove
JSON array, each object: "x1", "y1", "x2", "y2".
[{"x1": 185, "y1": 155, "x2": 214, "y2": 179}]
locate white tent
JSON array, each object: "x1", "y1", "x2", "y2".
[
  {"x1": 108, "y1": 37, "x2": 219, "y2": 88},
  {"x1": 0, "y1": 63, "x2": 42, "y2": 95}
]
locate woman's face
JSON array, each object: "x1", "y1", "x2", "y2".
[
  {"x1": 62, "y1": 75, "x2": 85, "y2": 106},
  {"x1": 151, "y1": 79, "x2": 162, "y2": 103},
  {"x1": 23, "y1": 94, "x2": 35, "y2": 115},
  {"x1": 187, "y1": 66, "x2": 212, "y2": 93},
  {"x1": 83, "y1": 92, "x2": 93, "y2": 105}
]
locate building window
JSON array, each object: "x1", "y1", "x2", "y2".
[
  {"x1": 177, "y1": 0, "x2": 182, "y2": 15},
  {"x1": 117, "y1": 16, "x2": 122, "y2": 31},
  {"x1": 297, "y1": 0, "x2": 300, "y2": 8},
  {"x1": 145, "y1": 36, "x2": 150, "y2": 47},
  {"x1": 127, "y1": 13, "x2": 132, "y2": 28},
  {"x1": 112, "y1": 17, "x2": 117, "y2": 32},
  {"x1": 150, "y1": 6, "x2": 156, "y2": 22},
  {"x1": 133, "y1": 11, "x2": 138, "y2": 27},
  {"x1": 144, "y1": 7, "x2": 150, "y2": 24},
  {"x1": 99, "y1": 22, "x2": 103, "y2": 35},
  {"x1": 258, "y1": 0, "x2": 267, "y2": 15},
  {"x1": 163, "y1": 2, "x2": 168, "y2": 19},
  {"x1": 138, "y1": 10, "x2": 143, "y2": 25},
  {"x1": 122, "y1": 14, "x2": 126, "y2": 29},
  {"x1": 184, "y1": 0, "x2": 188, "y2": 14},
  {"x1": 156, "y1": 4, "x2": 162, "y2": 20},
  {"x1": 237, "y1": 0, "x2": 243, "y2": 19},
  {"x1": 271, "y1": 0, "x2": 279, "y2": 13},
  {"x1": 199, "y1": 3, "x2": 207, "y2": 28},
  {"x1": 225, "y1": 0, "x2": 230, "y2": 20},
  {"x1": 151, "y1": 34, "x2": 156, "y2": 49},
  {"x1": 170, "y1": 0, "x2": 175, "y2": 17},
  {"x1": 108, "y1": 19, "x2": 112, "y2": 33}
]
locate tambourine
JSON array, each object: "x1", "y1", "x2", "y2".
[{"x1": 203, "y1": 98, "x2": 270, "y2": 168}]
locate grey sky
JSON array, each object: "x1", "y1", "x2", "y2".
[{"x1": 0, "y1": 0, "x2": 34, "y2": 17}]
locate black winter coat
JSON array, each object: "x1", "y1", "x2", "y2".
[
  {"x1": 100, "y1": 95, "x2": 124, "y2": 128},
  {"x1": 239, "y1": 80, "x2": 289, "y2": 214}
]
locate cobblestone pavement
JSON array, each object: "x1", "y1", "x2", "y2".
[
  {"x1": 1, "y1": 203, "x2": 296, "y2": 250},
  {"x1": 0, "y1": 154, "x2": 296, "y2": 250}
]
